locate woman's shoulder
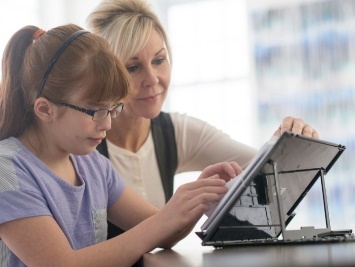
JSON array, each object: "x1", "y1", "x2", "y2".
[
  {"x1": 168, "y1": 111, "x2": 217, "y2": 132},
  {"x1": 168, "y1": 111, "x2": 204, "y2": 125}
]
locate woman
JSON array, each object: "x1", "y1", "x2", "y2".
[
  {"x1": 0, "y1": 24, "x2": 241, "y2": 266},
  {"x1": 86, "y1": 0, "x2": 319, "y2": 209}
]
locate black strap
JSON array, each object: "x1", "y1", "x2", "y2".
[
  {"x1": 96, "y1": 112, "x2": 177, "y2": 240},
  {"x1": 151, "y1": 112, "x2": 178, "y2": 201},
  {"x1": 96, "y1": 138, "x2": 109, "y2": 158}
]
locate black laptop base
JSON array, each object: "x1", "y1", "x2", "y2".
[{"x1": 199, "y1": 232, "x2": 355, "y2": 248}]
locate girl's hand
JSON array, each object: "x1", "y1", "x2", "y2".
[
  {"x1": 197, "y1": 161, "x2": 243, "y2": 183},
  {"x1": 159, "y1": 162, "x2": 242, "y2": 235}
]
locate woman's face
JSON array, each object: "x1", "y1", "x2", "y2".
[{"x1": 123, "y1": 29, "x2": 171, "y2": 119}]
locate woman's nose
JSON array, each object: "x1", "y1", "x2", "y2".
[{"x1": 142, "y1": 66, "x2": 159, "y2": 87}]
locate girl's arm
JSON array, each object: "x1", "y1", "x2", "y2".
[{"x1": 0, "y1": 161, "x2": 240, "y2": 267}]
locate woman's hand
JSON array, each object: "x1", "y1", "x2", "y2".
[{"x1": 274, "y1": 116, "x2": 319, "y2": 139}]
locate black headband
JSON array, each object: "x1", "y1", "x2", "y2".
[{"x1": 36, "y1": 30, "x2": 89, "y2": 98}]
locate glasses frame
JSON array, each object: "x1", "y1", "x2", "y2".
[{"x1": 51, "y1": 100, "x2": 124, "y2": 121}]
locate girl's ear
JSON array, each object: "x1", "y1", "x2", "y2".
[{"x1": 33, "y1": 97, "x2": 56, "y2": 123}]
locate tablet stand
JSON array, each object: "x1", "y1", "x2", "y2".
[
  {"x1": 270, "y1": 161, "x2": 351, "y2": 240},
  {"x1": 271, "y1": 162, "x2": 344, "y2": 240}
]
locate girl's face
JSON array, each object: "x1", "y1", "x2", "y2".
[
  {"x1": 123, "y1": 29, "x2": 171, "y2": 119},
  {"x1": 51, "y1": 93, "x2": 114, "y2": 155}
]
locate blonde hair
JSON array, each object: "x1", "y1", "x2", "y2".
[{"x1": 86, "y1": 0, "x2": 172, "y2": 64}]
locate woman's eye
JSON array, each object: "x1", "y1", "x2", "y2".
[
  {"x1": 153, "y1": 58, "x2": 165, "y2": 65},
  {"x1": 126, "y1": 65, "x2": 139, "y2": 73}
]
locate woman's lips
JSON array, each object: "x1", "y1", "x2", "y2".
[{"x1": 138, "y1": 93, "x2": 161, "y2": 103}]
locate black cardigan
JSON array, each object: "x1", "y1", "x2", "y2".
[{"x1": 97, "y1": 112, "x2": 178, "y2": 239}]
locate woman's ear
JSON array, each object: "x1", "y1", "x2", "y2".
[{"x1": 33, "y1": 97, "x2": 56, "y2": 123}]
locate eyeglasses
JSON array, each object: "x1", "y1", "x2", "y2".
[{"x1": 52, "y1": 101, "x2": 124, "y2": 122}]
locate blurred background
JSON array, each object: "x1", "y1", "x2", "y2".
[{"x1": 1, "y1": 0, "x2": 354, "y2": 244}]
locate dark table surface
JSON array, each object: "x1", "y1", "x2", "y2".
[{"x1": 143, "y1": 240, "x2": 355, "y2": 267}]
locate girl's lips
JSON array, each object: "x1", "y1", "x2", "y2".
[{"x1": 90, "y1": 138, "x2": 104, "y2": 145}]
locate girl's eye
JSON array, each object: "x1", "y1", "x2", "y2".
[{"x1": 126, "y1": 65, "x2": 139, "y2": 73}]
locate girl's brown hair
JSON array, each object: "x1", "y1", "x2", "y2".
[{"x1": 0, "y1": 24, "x2": 131, "y2": 140}]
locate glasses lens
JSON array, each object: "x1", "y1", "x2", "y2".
[
  {"x1": 111, "y1": 104, "x2": 123, "y2": 119},
  {"x1": 92, "y1": 104, "x2": 123, "y2": 121},
  {"x1": 93, "y1": 110, "x2": 109, "y2": 121}
]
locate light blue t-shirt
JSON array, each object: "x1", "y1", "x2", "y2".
[{"x1": 0, "y1": 137, "x2": 125, "y2": 266}]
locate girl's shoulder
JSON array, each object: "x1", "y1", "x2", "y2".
[
  {"x1": 0, "y1": 137, "x2": 27, "y2": 167},
  {"x1": 72, "y1": 149, "x2": 110, "y2": 167},
  {"x1": 0, "y1": 137, "x2": 22, "y2": 155}
]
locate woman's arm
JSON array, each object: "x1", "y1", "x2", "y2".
[
  {"x1": 171, "y1": 113, "x2": 319, "y2": 173},
  {"x1": 171, "y1": 112, "x2": 257, "y2": 172}
]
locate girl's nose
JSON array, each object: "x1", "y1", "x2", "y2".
[{"x1": 98, "y1": 113, "x2": 112, "y2": 131}]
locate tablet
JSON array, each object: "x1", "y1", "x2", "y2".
[{"x1": 197, "y1": 132, "x2": 347, "y2": 246}]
